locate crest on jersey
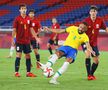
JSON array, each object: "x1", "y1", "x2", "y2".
[
  {"x1": 54, "y1": 26, "x2": 56, "y2": 28},
  {"x1": 96, "y1": 24, "x2": 99, "y2": 28},
  {"x1": 32, "y1": 23, "x2": 35, "y2": 26},
  {"x1": 27, "y1": 20, "x2": 30, "y2": 24}
]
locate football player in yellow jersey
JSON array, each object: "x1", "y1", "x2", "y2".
[{"x1": 39, "y1": 22, "x2": 95, "y2": 84}]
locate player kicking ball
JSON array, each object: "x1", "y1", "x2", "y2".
[{"x1": 38, "y1": 22, "x2": 95, "y2": 84}]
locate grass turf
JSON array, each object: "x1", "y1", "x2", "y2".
[{"x1": 0, "y1": 49, "x2": 108, "y2": 90}]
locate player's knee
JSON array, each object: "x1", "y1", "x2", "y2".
[
  {"x1": 16, "y1": 52, "x2": 22, "y2": 58},
  {"x1": 85, "y1": 50, "x2": 91, "y2": 58},
  {"x1": 93, "y1": 56, "x2": 99, "y2": 64},
  {"x1": 47, "y1": 43, "x2": 50, "y2": 48},
  {"x1": 25, "y1": 54, "x2": 31, "y2": 59},
  {"x1": 55, "y1": 51, "x2": 63, "y2": 58},
  {"x1": 66, "y1": 58, "x2": 74, "y2": 64},
  {"x1": 34, "y1": 49, "x2": 38, "y2": 55}
]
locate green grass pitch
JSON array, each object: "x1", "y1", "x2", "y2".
[{"x1": 0, "y1": 49, "x2": 108, "y2": 90}]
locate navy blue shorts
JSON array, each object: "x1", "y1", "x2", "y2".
[
  {"x1": 48, "y1": 39, "x2": 58, "y2": 45},
  {"x1": 16, "y1": 43, "x2": 31, "y2": 54},
  {"x1": 30, "y1": 40, "x2": 39, "y2": 49},
  {"x1": 81, "y1": 43, "x2": 100, "y2": 57},
  {"x1": 57, "y1": 46, "x2": 77, "y2": 62}
]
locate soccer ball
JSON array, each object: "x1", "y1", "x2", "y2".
[{"x1": 43, "y1": 67, "x2": 54, "y2": 78}]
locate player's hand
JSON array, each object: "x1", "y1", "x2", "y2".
[
  {"x1": 36, "y1": 38, "x2": 42, "y2": 44},
  {"x1": 43, "y1": 26, "x2": 50, "y2": 32},
  {"x1": 105, "y1": 27, "x2": 108, "y2": 33},
  {"x1": 91, "y1": 51, "x2": 96, "y2": 56}
]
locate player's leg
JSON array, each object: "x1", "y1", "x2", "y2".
[
  {"x1": 50, "y1": 46, "x2": 77, "y2": 84},
  {"x1": 15, "y1": 43, "x2": 22, "y2": 77},
  {"x1": 82, "y1": 43, "x2": 91, "y2": 80},
  {"x1": 31, "y1": 40, "x2": 40, "y2": 68},
  {"x1": 47, "y1": 39, "x2": 54, "y2": 55},
  {"x1": 24, "y1": 44, "x2": 36, "y2": 77},
  {"x1": 39, "y1": 46, "x2": 65, "y2": 70},
  {"x1": 7, "y1": 45, "x2": 15, "y2": 58},
  {"x1": 54, "y1": 39, "x2": 59, "y2": 51},
  {"x1": 34, "y1": 48, "x2": 40, "y2": 68},
  {"x1": 7, "y1": 38, "x2": 16, "y2": 58},
  {"x1": 90, "y1": 46, "x2": 100, "y2": 79},
  {"x1": 50, "y1": 58, "x2": 72, "y2": 84}
]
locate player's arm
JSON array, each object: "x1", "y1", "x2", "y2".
[
  {"x1": 44, "y1": 27, "x2": 65, "y2": 33},
  {"x1": 85, "y1": 42, "x2": 95, "y2": 56},
  {"x1": 12, "y1": 28, "x2": 16, "y2": 45},
  {"x1": 105, "y1": 27, "x2": 108, "y2": 33},
  {"x1": 30, "y1": 27, "x2": 41, "y2": 43}
]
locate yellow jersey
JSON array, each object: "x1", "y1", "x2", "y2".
[{"x1": 64, "y1": 26, "x2": 89, "y2": 50}]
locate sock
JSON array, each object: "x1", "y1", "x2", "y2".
[
  {"x1": 46, "y1": 54, "x2": 58, "y2": 67},
  {"x1": 36, "y1": 54, "x2": 40, "y2": 62},
  {"x1": 91, "y1": 63, "x2": 98, "y2": 75},
  {"x1": 52, "y1": 62, "x2": 69, "y2": 80},
  {"x1": 26, "y1": 58, "x2": 31, "y2": 72},
  {"x1": 15, "y1": 57, "x2": 21, "y2": 72},
  {"x1": 10, "y1": 46, "x2": 15, "y2": 56},
  {"x1": 48, "y1": 47, "x2": 53, "y2": 55},
  {"x1": 85, "y1": 58, "x2": 91, "y2": 76}
]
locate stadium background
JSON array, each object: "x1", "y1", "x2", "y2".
[
  {"x1": 0, "y1": 1, "x2": 108, "y2": 90},
  {"x1": 0, "y1": 0, "x2": 108, "y2": 50}
]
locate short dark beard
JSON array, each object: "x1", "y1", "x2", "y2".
[{"x1": 78, "y1": 29, "x2": 84, "y2": 34}]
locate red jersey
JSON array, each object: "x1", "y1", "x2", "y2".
[
  {"x1": 13, "y1": 15, "x2": 32, "y2": 44},
  {"x1": 84, "y1": 17, "x2": 106, "y2": 46},
  {"x1": 30, "y1": 17, "x2": 41, "y2": 40},
  {"x1": 50, "y1": 23, "x2": 60, "y2": 40}
]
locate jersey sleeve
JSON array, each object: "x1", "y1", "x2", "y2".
[
  {"x1": 100, "y1": 19, "x2": 106, "y2": 29},
  {"x1": 65, "y1": 26, "x2": 74, "y2": 33},
  {"x1": 13, "y1": 17, "x2": 18, "y2": 29},
  {"x1": 83, "y1": 34, "x2": 89, "y2": 43}
]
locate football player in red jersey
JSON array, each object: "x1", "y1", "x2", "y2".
[
  {"x1": 47, "y1": 18, "x2": 60, "y2": 55},
  {"x1": 82, "y1": 5, "x2": 108, "y2": 80},
  {"x1": 28, "y1": 9, "x2": 41, "y2": 69},
  {"x1": 12, "y1": 4, "x2": 40, "y2": 77}
]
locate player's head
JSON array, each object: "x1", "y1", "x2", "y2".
[
  {"x1": 19, "y1": 4, "x2": 27, "y2": 15},
  {"x1": 28, "y1": 9, "x2": 35, "y2": 18},
  {"x1": 78, "y1": 22, "x2": 88, "y2": 34},
  {"x1": 89, "y1": 5, "x2": 98, "y2": 18},
  {"x1": 52, "y1": 18, "x2": 57, "y2": 24}
]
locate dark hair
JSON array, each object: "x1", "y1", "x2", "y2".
[
  {"x1": 28, "y1": 9, "x2": 35, "y2": 14},
  {"x1": 19, "y1": 4, "x2": 27, "y2": 10},
  {"x1": 90, "y1": 5, "x2": 98, "y2": 11},
  {"x1": 82, "y1": 22, "x2": 88, "y2": 26}
]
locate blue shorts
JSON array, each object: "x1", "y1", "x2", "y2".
[
  {"x1": 14, "y1": 38, "x2": 16, "y2": 43},
  {"x1": 57, "y1": 46, "x2": 77, "y2": 61}
]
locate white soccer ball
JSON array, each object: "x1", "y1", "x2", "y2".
[{"x1": 43, "y1": 67, "x2": 54, "y2": 78}]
